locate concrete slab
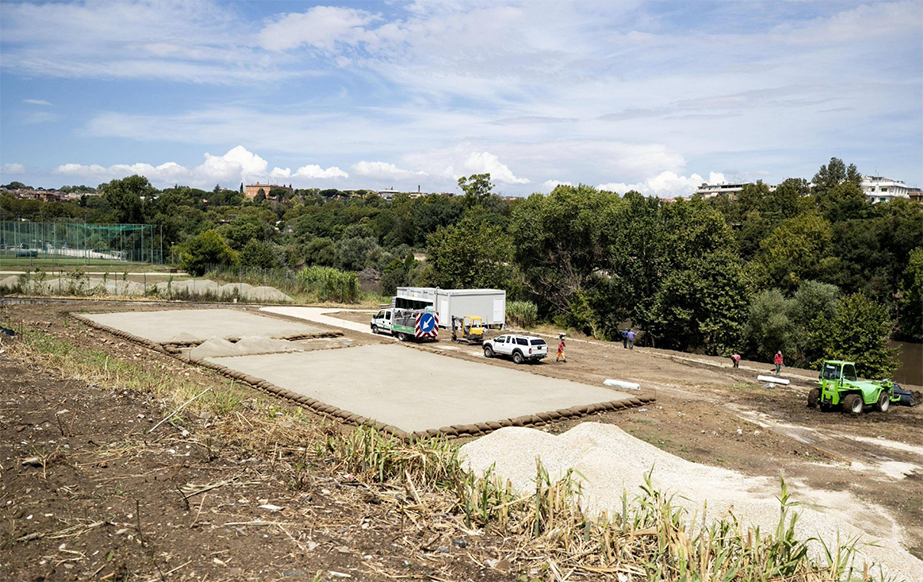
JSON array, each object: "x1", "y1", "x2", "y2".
[
  {"x1": 204, "y1": 344, "x2": 633, "y2": 433},
  {"x1": 82, "y1": 309, "x2": 327, "y2": 344}
]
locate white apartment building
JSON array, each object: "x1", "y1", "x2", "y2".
[
  {"x1": 694, "y1": 182, "x2": 776, "y2": 200},
  {"x1": 860, "y1": 176, "x2": 913, "y2": 204}
]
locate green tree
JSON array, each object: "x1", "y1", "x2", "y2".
[
  {"x1": 220, "y1": 214, "x2": 273, "y2": 250},
  {"x1": 744, "y1": 289, "x2": 797, "y2": 362},
  {"x1": 457, "y1": 173, "x2": 493, "y2": 203},
  {"x1": 101, "y1": 175, "x2": 156, "y2": 223},
  {"x1": 898, "y1": 247, "x2": 923, "y2": 340},
  {"x1": 812, "y1": 157, "x2": 861, "y2": 196},
  {"x1": 179, "y1": 230, "x2": 238, "y2": 276},
  {"x1": 254, "y1": 188, "x2": 266, "y2": 203},
  {"x1": 510, "y1": 185, "x2": 616, "y2": 317},
  {"x1": 646, "y1": 251, "x2": 749, "y2": 353},
  {"x1": 240, "y1": 240, "x2": 283, "y2": 269},
  {"x1": 752, "y1": 213, "x2": 834, "y2": 290},
  {"x1": 304, "y1": 237, "x2": 336, "y2": 266},
  {"x1": 426, "y1": 216, "x2": 511, "y2": 289},
  {"x1": 809, "y1": 293, "x2": 898, "y2": 378}
]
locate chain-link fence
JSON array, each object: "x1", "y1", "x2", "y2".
[{"x1": 0, "y1": 220, "x2": 163, "y2": 267}]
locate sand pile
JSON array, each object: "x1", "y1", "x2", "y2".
[
  {"x1": 459, "y1": 423, "x2": 922, "y2": 581},
  {"x1": 189, "y1": 336, "x2": 305, "y2": 359}
]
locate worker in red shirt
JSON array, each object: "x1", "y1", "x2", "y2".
[
  {"x1": 773, "y1": 351, "x2": 783, "y2": 375},
  {"x1": 556, "y1": 334, "x2": 566, "y2": 363}
]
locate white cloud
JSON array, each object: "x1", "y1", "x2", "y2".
[
  {"x1": 23, "y1": 99, "x2": 51, "y2": 106},
  {"x1": 598, "y1": 171, "x2": 728, "y2": 197},
  {"x1": 350, "y1": 161, "x2": 426, "y2": 180},
  {"x1": 51, "y1": 146, "x2": 347, "y2": 188},
  {"x1": 541, "y1": 180, "x2": 572, "y2": 191},
  {"x1": 271, "y1": 165, "x2": 349, "y2": 179},
  {"x1": 1, "y1": 163, "x2": 26, "y2": 175},
  {"x1": 258, "y1": 6, "x2": 377, "y2": 52}
]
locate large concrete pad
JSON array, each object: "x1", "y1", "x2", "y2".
[
  {"x1": 82, "y1": 309, "x2": 326, "y2": 344},
  {"x1": 205, "y1": 344, "x2": 633, "y2": 433}
]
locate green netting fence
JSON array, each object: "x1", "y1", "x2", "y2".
[{"x1": 0, "y1": 220, "x2": 163, "y2": 267}]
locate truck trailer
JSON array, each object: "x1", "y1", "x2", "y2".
[{"x1": 393, "y1": 287, "x2": 506, "y2": 329}]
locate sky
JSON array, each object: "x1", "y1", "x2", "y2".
[{"x1": 0, "y1": 0, "x2": 921, "y2": 197}]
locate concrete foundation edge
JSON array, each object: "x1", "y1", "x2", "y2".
[{"x1": 72, "y1": 313, "x2": 656, "y2": 441}]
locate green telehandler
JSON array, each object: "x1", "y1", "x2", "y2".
[{"x1": 808, "y1": 360, "x2": 899, "y2": 414}]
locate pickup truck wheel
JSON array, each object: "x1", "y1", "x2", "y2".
[
  {"x1": 512, "y1": 351, "x2": 524, "y2": 365},
  {"x1": 876, "y1": 391, "x2": 891, "y2": 412},
  {"x1": 842, "y1": 394, "x2": 863, "y2": 414},
  {"x1": 807, "y1": 388, "x2": 820, "y2": 409},
  {"x1": 483, "y1": 345, "x2": 494, "y2": 358}
]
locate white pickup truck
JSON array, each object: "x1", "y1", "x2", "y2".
[{"x1": 482, "y1": 334, "x2": 548, "y2": 364}]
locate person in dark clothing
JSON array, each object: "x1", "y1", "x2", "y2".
[{"x1": 621, "y1": 329, "x2": 628, "y2": 349}]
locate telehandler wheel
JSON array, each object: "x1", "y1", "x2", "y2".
[
  {"x1": 876, "y1": 392, "x2": 891, "y2": 413},
  {"x1": 842, "y1": 394, "x2": 863, "y2": 414},
  {"x1": 483, "y1": 345, "x2": 494, "y2": 358},
  {"x1": 807, "y1": 388, "x2": 820, "y2": 409}
]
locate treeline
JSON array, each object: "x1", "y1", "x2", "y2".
[{"x1": 1, "y1": 162, "x2": 920, "y2": 377}]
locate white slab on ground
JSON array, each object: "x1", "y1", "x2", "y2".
[
  {"x1": 82, "y1": 309, "x2": 326, "y2": 344},
  {"x1": 204, "y1": 343, "x2": 633, "y2": 433},
  {"x1": 262, "y1": 306, "x2": 375, "y2": 335}
]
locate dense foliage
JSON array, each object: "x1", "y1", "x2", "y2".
[{"x1": 2, "y1": 157, "x2": 920, "y2": 375}]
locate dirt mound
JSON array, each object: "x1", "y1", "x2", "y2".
[
  {"x1": 459, "y1": 423, "x2": 922, "y2": 581},
  {"x1": 189, "y1": 336, "x2": 305, "y2": 359}
]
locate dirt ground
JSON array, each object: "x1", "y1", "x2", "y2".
[
  {"x1": 0, "y1": 301, "x2": 517, "y2": 582},
  {"x1": 2, "y1": 299, "x2": 922, "y2": 582},
  {"x1": 328, "y1": 309, "x2": 923, "y2": 558}
]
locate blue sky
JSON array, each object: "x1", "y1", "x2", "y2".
[{"x1": 0, "y1": 0, "x2": 920, "y2": 196}]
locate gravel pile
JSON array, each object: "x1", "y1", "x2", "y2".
[{"x1": 459, "y1": 423, "x2": 922, "y2": 581}]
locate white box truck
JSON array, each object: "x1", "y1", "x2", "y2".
[{"x1": 394, "y1": 287, "x2": 506, "y2": 328}]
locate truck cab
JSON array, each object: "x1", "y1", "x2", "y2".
[{"x1": 370, "y1": 309, "x2": 393, "y2": 335}]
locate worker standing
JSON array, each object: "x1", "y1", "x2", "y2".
[
  {"x1": 621, "y1": 329, "x2": 628, "y2": 349},
  {"x1": 773, "y1": 351, "x2": 783, "y2": 375},
  {"x1": 627, "y1": 330, "x2": 636, "y2": 350},
  {"x1": 556, "y1": 335, "x2": 566, "y2": 363}
]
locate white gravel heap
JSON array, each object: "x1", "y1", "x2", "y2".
[{"x1": 459, "y1": 423, "x2": 922, "y2": 581}]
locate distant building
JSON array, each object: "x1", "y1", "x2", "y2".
[
  {"x1": 694, "y1": 182, "x2": 775, "y2": 200},
  {"x1": 860, "y1": 176, "x2": 913, "y2": 204},
  {"x1": 908, "y1": 188, "x2": 923, "y2": 205},
  {"x1": 244, "y1": 183, "x2": 293, "y2": 200}
]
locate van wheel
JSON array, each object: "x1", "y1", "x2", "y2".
[
  {"x1": 876, "y1": 392, "x2": 891, "y2": 413},
  {"x1": 396, "y1": 333, "x2": 407, "y2": 342},
  {"x1": 371, "y1": 325, "x2": 378, "y2": 334},
  {"x1": 842, "y1": 394, "x2": 863, "y2": 414},
  {"x1": 483, "y1": 345, "x2": 494, "y2": 358},
  {"x1": 513, "y1": 351, "x2": 524, "y2": 365},
  {"x1": 807, "y1": 388, "x2": 820, "y2": 409}
]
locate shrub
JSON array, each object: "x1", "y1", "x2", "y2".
[
  {"x1": 297, "y1": 265, "x2": 359, "y2": 303},
  {"x1": 179, "y1": 230, "x2": 238, "y2": 276},
  {"x1": 506, "y1": 300, "x2": 538, "y2": 328}
]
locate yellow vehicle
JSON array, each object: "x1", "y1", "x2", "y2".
[{"x1": 451, "y1": 315, "x2": 484, "y2": 344}]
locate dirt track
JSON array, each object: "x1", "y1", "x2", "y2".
[{"x1": 2, "y1": 299, "x2": 921, "y2": 581}]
